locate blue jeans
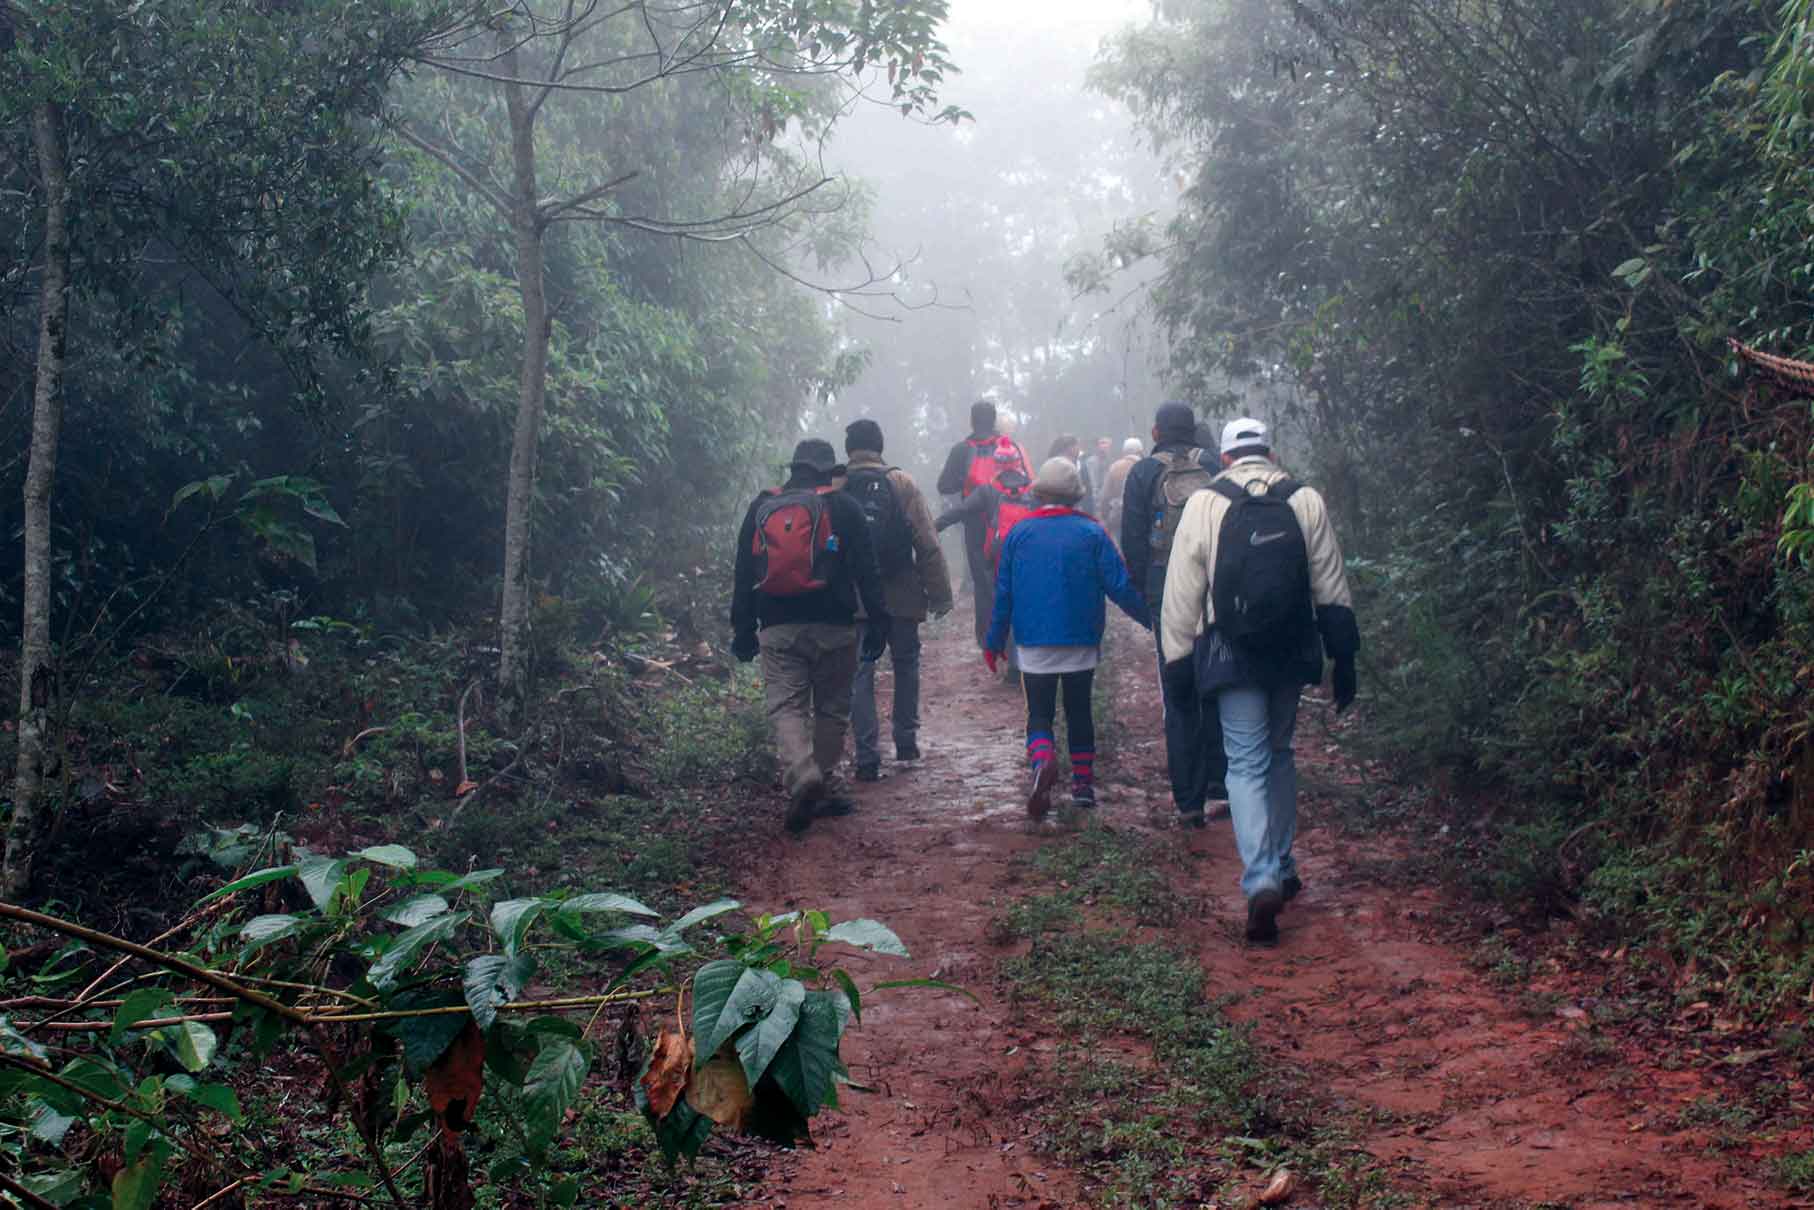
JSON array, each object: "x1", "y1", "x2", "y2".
[
  {"x1": 1218, "y1": 682, "x2": 1302, "y2": 899},
  {"x1": 851, "y1": 618, "x2": 922, "y2": 768}
]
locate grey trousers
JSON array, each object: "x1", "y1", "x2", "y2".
[
  {"x1": 850, "y1": 618, "x2": 923, "y2": 768},
  {"x1": 759, "y1": 622, "x2": 859, "y2": 801}
]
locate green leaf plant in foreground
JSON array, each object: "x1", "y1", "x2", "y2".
[
  {"x1": 635, "y1": 909, "x2": 930, "y2": 1162},
  {"x1": 0, "y1": 846, "x2": 946, "y2": 1202}
]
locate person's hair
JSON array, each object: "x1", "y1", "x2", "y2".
[
  {"x1": 970, "y1": 400, "x2": 996, "y2": 432},
  {"x1": 1047, "y1": 434, "x2": 1080, "y2": 459},
  {"x1": 1224, "y1": 443, "x2": 1271, "y2": 461}
]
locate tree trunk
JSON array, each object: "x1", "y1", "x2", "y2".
[
  {"x1": 6, "y1": 101, "x2": 71, "y2": 899},
  {"x1": 495, "y1": 44, "x2": 549, "y2": 732}
]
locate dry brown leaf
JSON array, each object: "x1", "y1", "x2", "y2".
[
  {"x1": 1259, "y1": 1168, "x2": 1299, "y2": 1206},
  {"x1": 455, "y1": 779, "x2": 478, "y2": 798},
  {"x1": 425, "y1": 1019, "x2": 486, "y2": 1135},
  {"x1": 686, "y1": 1048, "x2": 753, "y2": 1130},
  {"x1": 641, "y1": 1024, "x2": 694, "y2": 1118}
]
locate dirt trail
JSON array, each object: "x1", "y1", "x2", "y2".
[{"x1": 731, "y1": 611, "x2": 1800, "y2": 1208}]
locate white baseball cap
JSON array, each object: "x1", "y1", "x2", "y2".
[
  {"x1": 1220, "y1": 417, "x2": 1269, "y2": 454},
  {"x1": 1121, "y1": 437, "x2": 1144, "y2": 454}
]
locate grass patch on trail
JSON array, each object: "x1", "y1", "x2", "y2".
[{"x1": 994, "y1": 828, "x2": 1402, "y2": 1209}]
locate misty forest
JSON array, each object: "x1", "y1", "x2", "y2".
[{"x1": 7, "y1": 0, "x2": 1814, "y2": 1206}]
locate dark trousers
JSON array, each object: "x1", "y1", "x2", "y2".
[
  {"x1": 1157, "y1": 631, "x2": 1226, "y2": 813},
  {"x1": 963, "y1": 523, "x2": 993, "y2": 647},
  {"x1": 1023, "y1": 669, "x2": 1095, "y2": 770}
]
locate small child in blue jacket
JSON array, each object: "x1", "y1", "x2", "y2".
[{"x1": 984, "y1": 458, "x2": 1151, "y2": 817}]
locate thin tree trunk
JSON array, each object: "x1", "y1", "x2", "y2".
[
  {"x1": 495, "y1": 43, "x2": 549, "y2": 731},
  {"x1": 6, "y1": 101, "x2": 71, "y2": 899}
]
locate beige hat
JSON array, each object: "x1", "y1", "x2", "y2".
[{"x1": 1032, "y1": 457, "x2": 1086, "y2": 504}]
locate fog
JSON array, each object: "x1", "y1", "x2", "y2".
[{"x1": 815, "y1": 0, "x2": 1174, "y2": 487}]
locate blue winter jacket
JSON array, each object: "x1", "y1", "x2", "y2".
[{"x1": 984, "y1": 509, "x2": 1151, "y2": 652}]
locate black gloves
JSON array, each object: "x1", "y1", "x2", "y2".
[
  {"x1": 1332, "y1": 656, "x2": 1357, "y2": 712},
  {"x1": 1161, "y1": 657, "x2": 1194, "y2": 700},
  {"x1": 731, "y1": 631, "x2": 760, "y2": 664},
  {"x1": 1315, "y1": 604, "x2": 1361, "y2": 663},
  {"x1": 861, "y1": 617, "x2": 890, "y2": 662}
]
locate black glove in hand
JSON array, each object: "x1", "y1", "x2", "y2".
[
  {"x1": 731, "y1": 631, "x2": 760, "y2": 664},
  {"x1": 860, "y1": 619, "x2": 889, "y2": 662},
  {"x1": 1161, "y1": 657, "x2": 1194, "y2": 699},
  {"x1": 1332, "y1": 657, "x2": 1357, "y2": 712}
]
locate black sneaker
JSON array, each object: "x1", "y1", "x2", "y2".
[
  {"x1": 815, "y1": 795, "x2": 856, "y2": 819},
  {"x1": 854, "y1": 765, "x2": 882, "y2": 783},
  {"x1": 1071, "y1": 782, "x2": 1097, "y2": 808},
  {"x1": 1026, "y1": 760, "x2": 1057, "y2": 821},
  {"x1": 1245, "y1": 887, "x2": 1284, "y2": 945},
  {"x1": 1282, "y1": 875, "x2": 1304, "y2": 903},
  {"x1": 895, "y1": 742, "x2": 921, "y2": 761},
  {"x1": 785, "y1": 780, "x2": 822, "y2": 835}
]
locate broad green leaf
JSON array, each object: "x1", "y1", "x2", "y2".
[
  {"x1": 557, "y1": 892, "x2": 657, "y2": 917},
  {"x1": 1612, "y1": 256, "x2": 1648, "y2": 280},
  {"x1": 765, "y1": 991, "x2": 845, "y2": 1118},
  {"x1": 653, "y1": 1095, "x2": 714, "y2": 1163},
  {"x1": 111, "y1": 989, "x2": 173, "y2": 1044},
  {"x1": 388, "y1": 992, "x2": 469, "y2": 1072},
  {"x1": 167, "y1": 1078, "x2": 243, "y2": 1121},
  {"x1": 28, "y1": 1100, "x2": 76, "y2": 1146},
  {"x1": 199, "y1": 864, "x2": 298, "y2": 903},
  {"x1": 60, "y1": 1057, "x2": 130, "y2": 1104},
  {"x1": 822, "y1": 919, "x2": 909, "y2": 957},
  {"x1": 382, "y1": 895, "x2": 451, "y2": 927},
  {"x1": 111, "y1": 1153, "x2": 162, "y2": 1210},
  {"x1": 368, "y1": 911, "x2": 467, "y2": 990},
  {"x1": 734, "y1": 979, "x2": 805, "y2": 1087},
  {"x1": 691, "y1": 961, "x2": 782, "y2": 1066},
  {"x1": 446, "y1": 868, "x2": 506, "y2": 892},
  {"x1": 831, "y1": 969, "x2": 862, "y2": 1024},
  {"x1": 490, "y1": 898, "x2": 545, "y2": 957},
  {"x1": 153, "y1": 1021, "x2": 218, "y2": 1073},
  {"x1": 664, "y1": 897, "x2": 741, "y2": 935},
  {"x1": 239, "y1": 914, "x2": 303, "y2": 954},
  {"x1": 522, "y1": 1038, "x2": 589, "y2": 1149},
  {"x1": 297, "y1": 853, "x2": 347, "y2": 912},
  {"x1": 871, "y1": 977, "x2": 981, "y2": 1005},
  {"x1": 462, "y1": 952, "x2": 536, "y2": 1031},
  {"x1": 1, "y1": 1014, "x2": 49, "y2": 1060},
  {"x1": 350, "y1": 844, "x2": 418, "y2": 869},
  {"x1": 20, "y1": 1168, "x2": 86, "y2": 1204},
  {"x1": 596, "y1": 924, "x2": 691, "y2": 956}
]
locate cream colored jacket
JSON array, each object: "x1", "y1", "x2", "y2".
[{"x1": 1159, "y1": 456, "x2": 1354, "y2": 663}]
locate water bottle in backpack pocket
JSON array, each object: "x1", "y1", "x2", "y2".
[{"x1": 751, "y1": 487, "x2": 836, "y2": 596}]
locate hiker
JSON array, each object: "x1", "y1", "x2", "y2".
[
  {"x1": 1082, "y1": 437, "x2": 1112, "y2": 517},
  {"x1": 984, "y1": 458, "x2": 1149, "y2": 818},
  {"x1": 843, "y1": 419, "x2": 955, "y2": 782},
  {"x1": 1120, "y1": 402, "x2": 1228, "y2": 827},
  {"x1": 731, "y1": 439, "x2": 891, "y2": 834},
  {"x1": 936, "y1": 400, "x2": 1034, "y2": 648},
  {"x1": 1048, "y1": 434, "x2": 1090, "y2": 515},
  {"x1": 934, "y1": 444, "x2": 1034, "y2": 674},
  {"x1": 1098, "y1": 437, "x2": 1143, "y2": 541},
  {"x1": 1159, "y1": 417, "x2": 1359, "y2": 945}
]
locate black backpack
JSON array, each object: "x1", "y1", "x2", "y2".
[
  {"x1": 844, "y1": 466, "x2": 915, "y2": 576},
  {"x1": 1210, "y1": 478, "x2": 1314, "y2": 654}
]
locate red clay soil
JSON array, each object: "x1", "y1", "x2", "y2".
[{"x1": 731, "y1": 611, "x2": 1809, "y2": 1208}]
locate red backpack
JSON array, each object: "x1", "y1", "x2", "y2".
[
  {"x1": 984, "y1": 486, "x2": 1039, "y2": 565},
  {"x1": 963, "y1": 436, "x2": 1030, "y2": 497},
  {"x1": 751, "y1": 487, "x2": 836, "y2": 596}
]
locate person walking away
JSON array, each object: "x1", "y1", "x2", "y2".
[
  {"x1": 1048, "y1": 434, "x2": 1088, "y2": 513},
  {"x1": 984, "y1": 458, "x2": 1149, "y2": 818},
  {"x1": 1083, "y1": 437, "x2": 1112, "y2": 517},
  {"x1": 1099, "y1": 437, "x2": 1144, "y2": 542},
  {"x1": 934, "y1": 446, "x2": 1034, "y2": 674},
  {"x1": 731, "y1": 439, "x2": 891, "y2": 834},
  {"x1": 1159, "y1": 417, "x2": 1359, "y2": 944},
  {"x1": 936, "y1": 400, "x2": 1033, "y2": 648},
  {"x1": 843, "y1": 419, "x2": 954, "y2": 781},
  {"x1": 1119, "y1": 402, "x2": 1229, "y2": 826}
]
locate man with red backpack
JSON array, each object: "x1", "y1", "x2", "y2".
[
  {"x1": 731, "y1": 439, "x2": 891, "y2": 834},
  {"x1": 936, "y1": 400, "x2": 1033, "y2": 647},
  {"x1": 934, "y1": 444, "x2": 1035, "y2": 673},
  {"x1": 1118, "y1": 402, "x2": 1228, "y2": 829}
]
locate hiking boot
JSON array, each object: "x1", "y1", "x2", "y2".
[
  {"x1": 1282, "y1": 875, "x2": 1303, "y2": 903},
  {"x1": 854, "y1": 765, "x2": 882, "y2": 783},
  {"x1": 1071, "y1": 781, "x2": 1096, "y2": 808},
  {"x1": 895, "y1": 742, "x2": 921, "y2": 762},
  {"x1": 815, "y1": 794, "x2": 856, "y2": 819},
  {"x1": 785, "y1": 779, "x2": 823, "y2": 835},
  {"x1": 1026, "y1": 759, "x2": 1057, "y2": 821},
  {"x1": 1245, "y1": 887, "x2": 1284, "y2": 945}
]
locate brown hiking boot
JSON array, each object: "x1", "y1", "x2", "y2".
[
  {"x1": 1245, "y1": 887, "x2": 1284, "y2": 946},
  {"x1": 785, "y1": 777, "x2": 824, "y2": 835},
  {"x1": 1026, "y1": 760, "x2": 1057, "y2": 821}
]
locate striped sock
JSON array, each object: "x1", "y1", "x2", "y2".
[
  {"x1": 1071, "y1": 751, "x2": 1095, "y2": 786},
  {"x1": 1027, "y1": 732, "x2": 1056, "y2": 767}
]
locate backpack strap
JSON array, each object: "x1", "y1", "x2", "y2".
[
  {"x1": 1210, "y1": 479, "x2": 1248, "y2": 505},
  {"x1": 1265, "y1": 478, "x2": 1302, "y2": 501}
]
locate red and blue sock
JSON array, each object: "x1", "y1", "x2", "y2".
[
  {"x1": 1071, "y1": 750, "x2": 1095, "y2": 788},
  {"x1": 1027, "y1": 732, "x2": 1056, "y2": 768}
]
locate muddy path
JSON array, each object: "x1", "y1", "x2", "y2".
[{"x1": 728, "y1": 609, "x2": 1805, "y2": 1208}]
